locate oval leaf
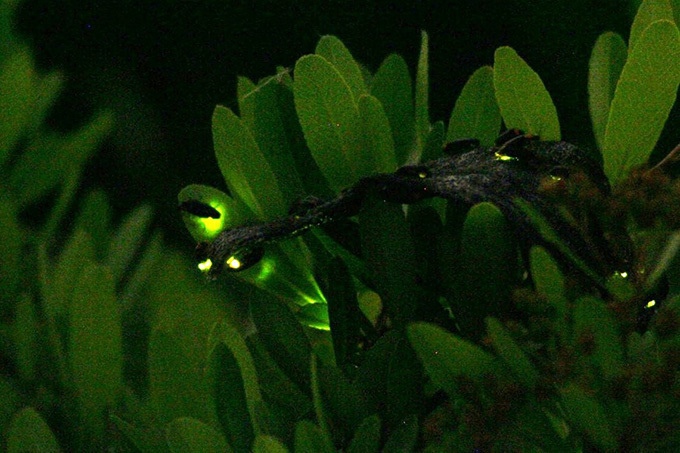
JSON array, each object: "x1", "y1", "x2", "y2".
[
  {"x1": 629, "y1": 0, "x2": 674, "y2": 51},
  {"x1": 573, "y1": 296, "x2": 624, "y2": 379},
  {"x1": 7, "y1": 407, "x2": 60, "y2": 453},
  {"x1": 493, "y1": 46, "x2": 560, "y2": 140},
  {"x1": 316, "y1": 35, "x2": 368, "y2": 100},
  {"x1": 166, "y1": 417, "x2": 232, "y2": 453},
  {"x1": 559, "y1": 383, "x2": 617, "y2": 451},
  {"x1": 253, "y1": 435, "x2": 290, "y2": 453},
  {"x1": 485, "y1": 318, "x2": 539, "y2": 389},
  {"x1": 347, "y1": 415, "x2": 381, "y2": 453},
  {"x1": 358, "y1": 94, "x2": 397, "y2": 173},
  {"x1": 415, "y1": 31, "x2": 430, "y2": 158},
  {"x1": 603, "y1": 20, "x2": 680, "y2": 184},
  {"x1": 447, "y1": 65, "x2": 501, "y2": 146}
]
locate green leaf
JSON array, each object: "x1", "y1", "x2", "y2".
[
  {"x1": 13, "y1": 293, "x2": 38, "y2": 381},
  {"x1": 359, "y1": 194, "x2": 419, "y2": 327},
  {"x1": 72, "y1": 189, "x2": 111, "y2": 256},
  {"x1": 293, "y1": 54, "x2": 363, "y2": 192},
  {"x1": 407, "y1": 322, "x2": 497, "y2": 398},
  {"x1": 573, "y1": 296, "x2": 624, "y2": 379},
  {"x1": 421, "y1": 120, "x2": 445, "y2": 163},
  {"x1": 111, "y1": 414, "x2": 167, "y2": 453},
  {"x1": 27, "y1": 71, "x2": 63, "y2": 135},
  {"x1": 493, "y1": 46, "x2": 560, "y2": 140},
  {"x1": 485, "y1": 318, "x2": 539, "y2": 389},
  {"x1": 69, "y1": 263, "x2": 122, "y2": 445},
  {"x1": 7, "y1": 407, "x2": 60, "y2": 453},
  {"x1": 178, "y1": 184, "x2": 252, "y2": 242},
  {"x1": 297, "y1": 303, "x2": 330, "y2": 330},
  {"x1": 358, "y1": 94, "x2": 398, "y2": 173},
  {"x1": 588, "y1": 32, "x2": 627, "y2": 151},
  {"x1": 237, "y1": 76, "x2": 257, "y2": 130},
  {"x1": 371, "y1": 53, "x2": 415, "y2": 166},
  {"x1": 347, "y1": 415, "x2": 381, "y2": 453},
  {"x1": 316, "y1": 35, "x2": 368, "y2": 100},
  {"x1": 149, "y1": 329, "x2": 216, "y2": 425},
  {"x1": 250, "y1": 298, "x2": 312, "y2": 392},
  {"x1": 120, "y1": 231, "x2": 163, "y2": 307},
  {"x1": 415, "y1": 31, "x2": 430, "y2": 157},
  {"x1": 559, "y1": 383, "x2": 617, "y2": 451},
  {"x1": 529, "y1": 246, "x2": 568, "y2": 339},
  {"x1": 629, "y1": 0, "x2": 674, "y2": 51},
  {"x1": 0, "y1": 47, "x2": 33, "y2": 164},
  {"x1": 603, "y1": 20, "x2": 680, "y2": 184},
  {"x1": 382, "y1": 413, "x2": 418, "y2": 453},
  {"x1": 106, "y1": 204, "x2": 153, "y2": 283},
  {"x1": 447, "y1": 66, "x2": 501, "y2": 147},
  {"x1": 326, "y1": 256, "x2": 360, "y2": 368},
  {"x1": 310, "y1": 355, "x2": 334, "y2": 447},
  {"x1": 294, "y1": 420, "x2": 335, "y2": 453},
  {"x1": 646, "y1": 230, "x2": 680, "y2": 290},
  {"x1": 166, "y1": 417, "x2": 232, "y2": 453},
  {"x1": 0, "y1": 197, "x2": 21, "y2": 308},
  {"x1": 213, "y1": 105, "x2": 287, "y2": 219},
  {"x1": 253, "y1": 435, "x2": 290, "y2": 453}
]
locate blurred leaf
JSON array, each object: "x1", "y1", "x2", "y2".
[
  {"x1": 415, "y1": 31, "x2": 430, "y2": 158},
  {"x1": 529, "y1": 246, "x2": 568, "y2": 339},
  {"x1": 166, "y1": 417, "x2": 232, "y2": 453},
  {"x1": 0, "y1": 47, "x2": 33, "y2": 164},
  {"x1": 251, "y1": 297, "x2": 312, "y2": 392},
  {"x1": 294, "y1": 54, "x2": 363, "y2": 192},
  {"x1": 149, "y1": 329, "x2": 216, "y2": 426},
  {"x1": 13, "y1": 293, "x2": 37, "y2": 381},
  {"x1": 325, "y1": 256, "x2": 360, "y2": 368},
  {"x1": 6, "y1": 407, "x2": 60, "y2": 453},
  {"x1": 111, "y1": 414, "x2": 168, "y2": 453},
  {"x1": 253, "y1": 435, "x2": 290, "y2": 453},
  {"x1": 294, "y1": 420, "x2": 334, "y2": 453},
  {"x1": 68, "y1": 263, "x2": 122, "y2": 445},
  {"x1": 213, "y1": 105, "x2": 287, "y2": 219},
  {"x1": 106, "y1": 204, "x2": 153, "y2": 283},
  {"x1": 603, "y1": 20, "x2": 680, "y2": 184},
  {"x1": 588, "y1": 32, "x2": 627, "y2": 151},
  {"x1": 421, "y1": 120, "x2": 445, "y2": 163},
  {"x1": 72, "y1": 189, "x2": 111, "y2": 257},
  {"x1": 358, "y1": 94, "x2": 398, "y2": 173},
  {"x1": 493, "y1": 46, "x2": 560, "y2": 140},
  {"x1": 629, "y1": 0, "x2": 674, "y2": 50},
  {"x1": 371, "y1": 53, "x2": 415, "y2": 165},
  {"x1": 447, "y1": 66, "x2": 501, "y2": 147},
  {"x1": 382, "y1": 413, "x2": 418, "y2": 453},
  {"x1": 27, "y1": 71, "x2": 63, "y2": 135},
  {"x1": 316, "y1": 35, "x2": 368, "y2": 99},
  {"x1": 559, "y1": 383, "x2": 617, "y2": 451},
  {"x1": 407, "y1": 322, "x2": 497, "y2": 398},
  {"x1": 0, "y1": 196, "x2": 21, "y2": 307},
  {"x1": 573, "y1": 296, "x2": 624, "y2": 379},
  {"x1": 237, "y1": 76, "x2": 257, "y2": 130},
  {"x1": 120, "y1": 231, "x2": 163, "y2": 307},
  {"x1": 347, "y1": 415, "x2": 380, "y2": 453},
  {"x1": 359, "y1": 194, "x2": 419, "y2": 327},
  {"x1": 178, "y1": 184, "x2": 251, "y2": 242},
  {"x1": 310, "y1": 355, "x2": 334, "y2": 446},
  {"x1": 645, "y1": 228, "x2": 680, "y2": 291},
  {"x1": 485, "y1": 318, "x2": 539, "y2": 389}
]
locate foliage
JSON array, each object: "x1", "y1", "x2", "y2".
[{"x1": 3, "y1": 0, "x2": 680, "y2": 452}]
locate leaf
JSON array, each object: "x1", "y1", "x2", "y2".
[
  {"x1": 485, "y1": 318, "x2": 539, "y2": 389},
  {"x1": 250, "y1": 298, "x2": 312, "y2": 392},
  {"x1": 13, "y1": 293, "x2": 38, "y2": 381},
  {"x1": 325, "y1": 256, "x2": 360, "y2": 368},
  {"x1": 588, "y1": 32, "x2": 627, "y2": 151},
  {"x1": 420, "y1": 120, "x2": 445, "y2": 163},
  {"x1": 253, "y1": 435, "x2": 290, "y2": 453},
  {"x1": 213, "y1": 106, "x2": 288, "y2": 220},
  {"x1": 573, "y1": 296, "x2": 624, "y2": 379},
  {"x1": 309, "y1": 355, "x2": 334, "y2": 447},
  {"x1": 316, "y1": 35, "x2": 368, "y2": 100},
  {"x1": 178, "y1": 184, "x2": 252, "y2": 242},
  {"x1": 359, "y1": 194, "x2": 419, "y2": 327},
  {"x1": 0, "y1": 47, "x2": 33, "y2": 165},
  {"x1": 237, "y1": 76, "x2": 257, "y2": 130},
  {"x1": 72, "y1": 189, "x2": 111, "y2": 256},
  {"x1": 382, "y1": 413, "x2": 418, "y2": 453},
  {"x1": 297, "y1": 303, "x2": 330, "y2": 330},
  {"x1": 358, "y1": 94, "x2": 398, "y2": 174},
  {"x1": 493, "y1": 46, "x2": 560, "y2": 140},
  {"x1": 529, "y1": 246, "x2": 568, "y2": 339},
  {"x1": 293, "y1": 54, "x2": 363, "y2": 192},
  {"x1": 293, "y1": 420, "x2": 335, "y2": 453},
  {"x1": 629, "y1": 0, "x2": 674, "y2": 51},
  {"x1": 559, "y1": 383, "x2": 617, "y2": 451},
  {"x1": 415, "y1": 31, "x2": 430, "y2": 158},
  {"x1": 111, "y1": 414, "x2": 167, "y2": 453},
  {"x1": 447, "y1": 66, "x2": 502, "y2": 147},
  {"x1": 407, "y1": 322, "x2": 497, "y2": 398},
  {"x1": 7, "y1": 407, "x2": 60, "y2": 453},
  {"x1": 165, "y1": 417, "x2": 232, "y2": 453},
  {"x1": 371, "y1": 53, "x2": 415, "y2": 166},
  {"x1": 27, "y1": 71, "x2": 63, "y2": 135},
  {"x1": 347, "y1": 415, "x2": 381, "y2": 453},
  {"x1": 68, "y1": 263, "x2": 122, "y2": 445},
  {"x1": 120, "y1": 231, "x2": 163, "y2": 307},
  {"x1": 645, "y1": 230, "x2": 680, "y2": 290},
  {"x1": 603, "y1": 20, "x2": 680, "y2": 184},
  {"x1": 106, "y1": 204, "x2": 153, "y2": 283},
  {"x1": 0, "y1": 197, "x2": 21, "y2": 308}
]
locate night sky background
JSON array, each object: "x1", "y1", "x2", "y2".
[{"x1": 14, "y1": 0, "x2": 642, "y2": 249}]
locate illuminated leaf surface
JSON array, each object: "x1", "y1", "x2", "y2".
[
  {"x1": 316, "y1": 35, "x2": 367, "y2": 99},
  {"x1": 358, "y1": 94, "x2": 398, "y2": 173},
  {"x1": 485, "y1": 318, "x2": 539, "y2": 389},
  {"x1": 0, "y1": 48, "x2": 33, "y2": 165},
  {"x1": 48, "y1": 229, "x2": 94, "y2": 321},
  {"x1": 415, "y1": 31, "x2": 430, "y2": 157},
  {"x1": 294, "y1": 54, "x2": 362, "y2": 192},
  {"x1": 573, "y1": 296, "x2": 624, "y2": 379},
  {"x1": 447, "y1": 65, "x2": 501, "y2": 146},
  {"x1": 7, "y1": 407, "x2": 60, "y2": 453},
  {"x1": 421, "y1": 120, "x2": 445, "y2": 163},
  {"x1": 326, "y1": 256, "x2": 360, "y2": 368},
  {"x1": 559, "y1": 383, "x2": 617, "y2": 451},
  {"x1": 603, "y1": 20, "x2": 680, "y2": 184},
  {"x1": 588, "y1": 32, "x2": 627, "y2": 151},
  {"x1": 371, "y1": 53, "x2": 415, "y2": 165},
  {"x1": 165, "y1": 417, "x2": 231, "y2": 453},
  {"x1": 253, "y1": 435, "x2": 290, "y2": 453},
  {"x1": 237, "y1": 75, "x2": 257, "y2": 130},
  {"x1": 629, "y1": 0, "x2": 673, "y2": 51},
  {"x1": 529, "y1": 246, "x2": 568, "y2": 339},
  {"x1": 178, "y1": 185, "x2": 251, "y2": 243},
  {"x1": 493, "y1": 46, "x2": 560, "y2": 140}
]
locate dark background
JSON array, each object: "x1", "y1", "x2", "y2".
[{"x1": 15, "y1": 0, "x2": 637, "y2": 247}]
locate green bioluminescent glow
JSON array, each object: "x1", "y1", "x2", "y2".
[
  {"x1": 226, "y1": 256, "x2": 242, "y2": 270},
  {"x1": 200, "y1": 202, "x2": 225, "y2": 236},
  {"x1": 646, "y1": 300, "x2": 656, "y2": 308},
  {"x1": 198, "y1": 259, "x2": 213, "y2": 272},
  {"x1": 494, "y1": 151, "x2": 516, "y2": 161}
]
